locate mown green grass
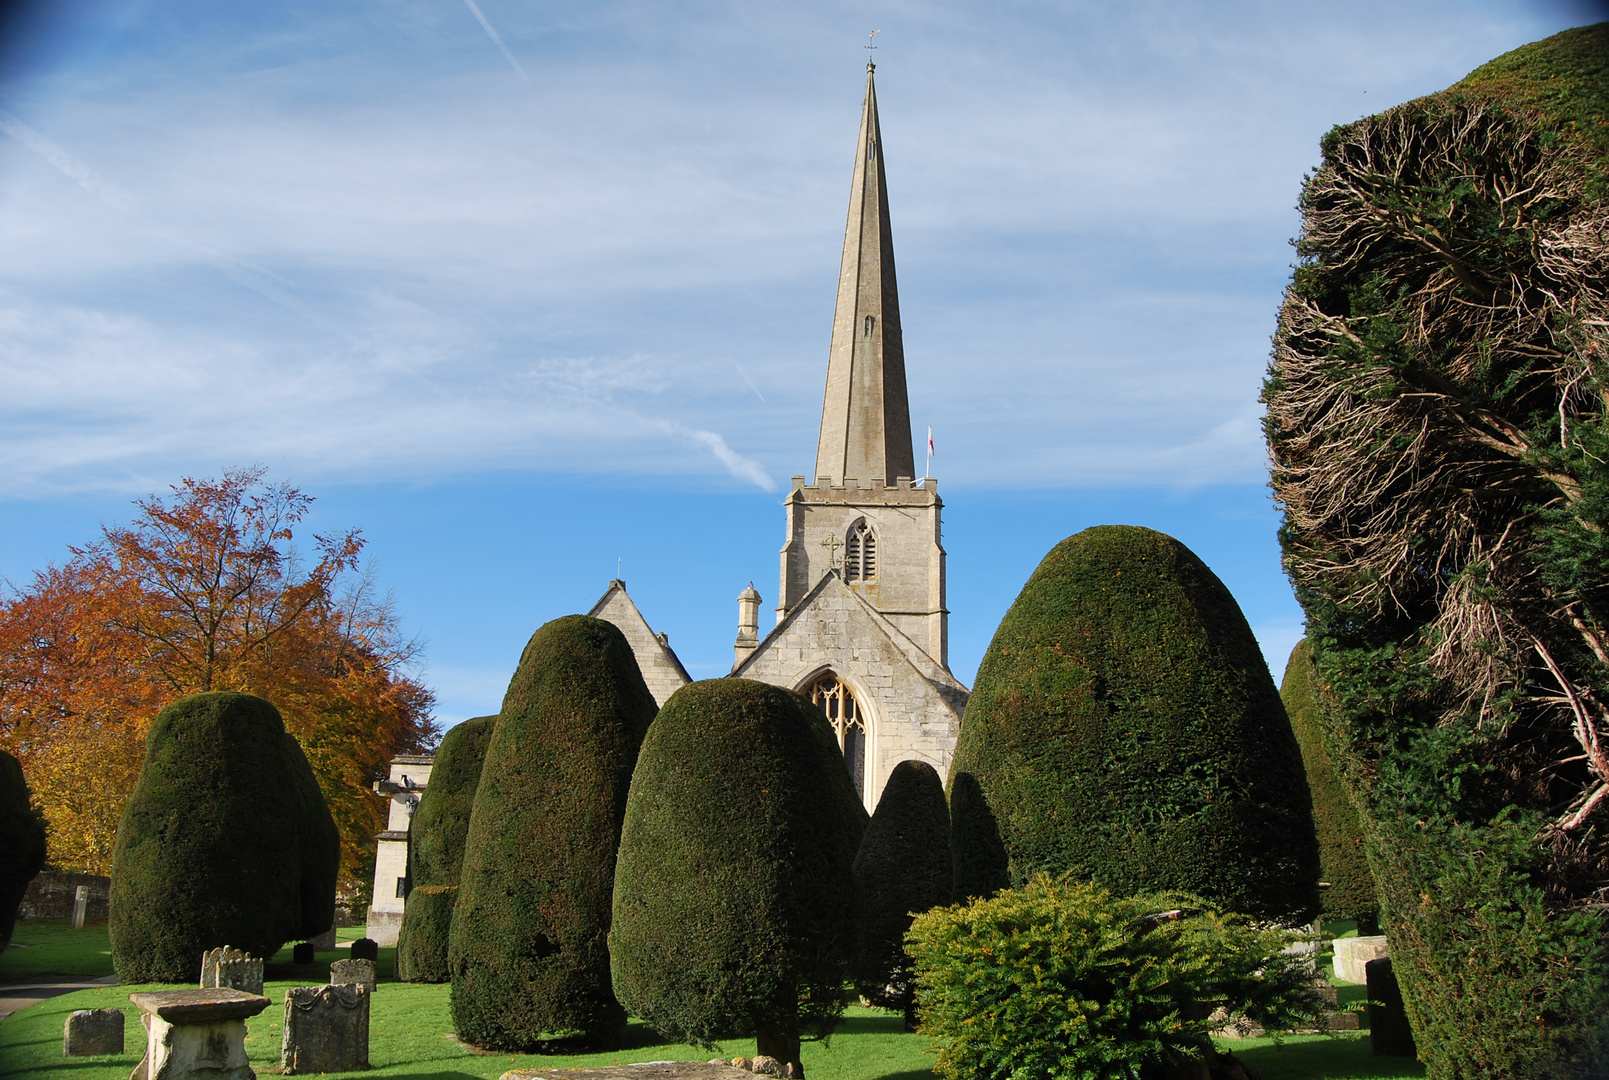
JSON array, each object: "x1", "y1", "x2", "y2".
[
  {"x1": 0, "y1": 920, "x2": 115, "y2": 981},
  {"x1": 0, "y1": 923, "x2": 1424, "y2": 1080}
]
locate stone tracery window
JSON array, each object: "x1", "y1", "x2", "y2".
[
  {"x1": 844, "y1": 520, "x2": 877, "y2": 582},
  {"x1": 807, "y1": 671, "x2": 865, "y2": 799}
]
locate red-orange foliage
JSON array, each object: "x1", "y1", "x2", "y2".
[{"x1": 0, "y1": 467, "x2": 437, "y2": 887}]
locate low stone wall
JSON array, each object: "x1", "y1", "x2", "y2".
[{"x1": 18, "y1": 872, "x2": 111, "y2": 921}]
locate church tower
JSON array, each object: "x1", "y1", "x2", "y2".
[{"x1": 733, "y1": 63, "x2": 967, "y2": 812}]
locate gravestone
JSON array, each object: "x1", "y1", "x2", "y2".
[
  {"x1": 349, "y1": 937, "x2": 379, "y2": 961},
  {"x1": 71, "y1": 885, "x2": 89, "y2": 930},
  {"x1": 62, "y1": 1008, "x2": 123, "y2": 1055},
  {"x1": 281, "y1": 984, "x2": 370, "y2": 1074},
  {"x1": 292, "y1": 941, "x2": 315, "y2": 965},
  {"x1": 330, "y1": 957, "x2": 377, "y2": 993},
  {"x1": 128, "y1": 988, "x2": 269, "y2": 1080},
  {"x1": 1366, "y1": 958, "x2": 1417, "y2": 1057},
  {"x1": 200, "y1": 946, "x2": 264, "y2": 996},
  {"x1": 309, "y1": 926, "x2": 337, "y2": 951}
]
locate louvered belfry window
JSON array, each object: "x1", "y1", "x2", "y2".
[
  {"x1": 844, "y1": 520, "x2": 877, "y2": 582},
  {"x1": 807, "y1": 672, "x2": 865, "y2": 798}
]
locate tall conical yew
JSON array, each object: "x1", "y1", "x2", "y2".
[
  {"x1": 397, "y1": 713, "x2": 494, "y2": 983},
  {"x1": 950, "y1": 525, "x2": 1319, "y2": 921},
  {"x1": 1280, "y1": 640, "x2": 1379, "y2": 929},
  {"x1": 448, "y1": 617, "x2": 655, "y2": 1049},
  {"x1": 109, "y1": 692, "x2": 339, "y2": 981},
  {"x1": 852, "y1": 758, "x2": 951, "y2": 1029},
  {"x1": 611, "y1": 679, "x2": 868, "y2": 1076},
  {"x1": 0, "y1": 749, "x2": 46, "y2": 947}
]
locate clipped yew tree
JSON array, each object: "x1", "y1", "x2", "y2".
[
  {"x1": 448, "y1": 617, "x2": 655, "y2": 1050},
  {"x1": 1279, "y1": 640, "x2": 1378, "y2": 930},
  {"x1": 612, "y1": 679, "x2": 868, "y2": 1076},
  {"x1": 853, "y1": 758, "x2": 951, "y2": 1028},
  {"x1": 1264, "y1": 24, "x2": 1609, "y2": 1077},
  {"x1": 950, "y1": 525, "x2": 1319, "y2": 921},
  {"x1": 0, "y1": 749, "x2": 47, "y2": 946},
  {"x1": 109, "y1": 692, "x2": 339, "y2": 981},
  {"x1": 396, "y1": 713, "x2": 494, "y2": 983}
]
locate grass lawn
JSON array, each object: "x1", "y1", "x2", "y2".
[{"x1": 0, "y1": 924, "x2": 1424, "y2": 1080}]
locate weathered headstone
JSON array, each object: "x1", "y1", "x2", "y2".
[
  {"x1": 292, "y1": 941, "x2": 315, "y2": 965},
  {"x1": 330, "y1": 957, "x2": 377, "y2": 993},
  {"x1": 128, "y1": 988, "x2": 269, "y2": 1080},
  {"x1": 62, "y1": 1008, "x2": 123, "y2": 1055},
  {"x1": 71, "y1": 885, "x2": 89, "y2": 930},
  {"x1": 1366, "y1": 958, "x2": 1417, "y2": 1057},
  {"x1": 199, "y1": 946, "x2": 264, "y2": 996},
  {"x1": 309, "y1": 925, "x2": 337, "y2": 951},
  {"x1": 281, "y1": 984, "x2": 370, "y2": 1074},
  {"x1": 1333, "y1": 934, "x2": 1390, "y2": 983},
  {"x1": 349, "y1": 936, "x2": 379, "y2": 961}
]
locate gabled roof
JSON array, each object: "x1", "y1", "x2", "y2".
[{"x1": 588, "y1": 580, "x2": 692, "y2": 707}]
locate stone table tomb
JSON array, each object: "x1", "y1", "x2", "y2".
[{"x1": 128, "y1": 988, "x2": 270, "y2": 1080}]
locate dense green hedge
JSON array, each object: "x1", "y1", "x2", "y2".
[
  {"x1": 950, "y1": 525, "x2": 1320, "y2": 922},
  {"x1": 396, "y1": 714, "x2": 493, "y2": 982},
  {"x1": 906, "y1": 875, "x2": 1324, "y2": 1080},
  {"x1": 396, "y1": 885, "x2": 458, "y2": 983},
  {"x1": 1279, "y1": 640, "x2": 1378, "y2": 928},
  {"x1": 1265, "y1": 24, "x2": 1609, "y2": 1078},
  {"x1": 109, "y1": 692, "x2": 340, "y2": 981},
  {"x1": 448, "y1": 616, "x2": 655, "y2": 1050},
  {"x1": 611, "y1": 679, "x2": 868, "y2": 1074},
  {"x1": 852, "y1": 758, "x2": 951, "y2": 1025},
  {"x1": 0, "y1": 749, "x2": 46, "y2": 945}
]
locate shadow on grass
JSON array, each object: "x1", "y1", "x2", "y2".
[
  {"x1": 864, "y1": 1070, "x2": 934, "y2": 1080},
  {"x1": 1230, "y1": 1035, "x2": 1423, "y2": 1080}
]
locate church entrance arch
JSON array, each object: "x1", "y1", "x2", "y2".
[{"x1": 803, "y1": 670, "x2": 868, "y2": 802}]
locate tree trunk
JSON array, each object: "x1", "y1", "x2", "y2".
[{"x1": 754, "y1": 1021, "x2": 801, "y2": 1078}]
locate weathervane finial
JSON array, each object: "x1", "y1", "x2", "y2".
[{"x1": 865, "y1": 29, "x2": 879, "y2": 71}]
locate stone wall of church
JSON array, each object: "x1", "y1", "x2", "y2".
[
  {"x1": 589, "y1": 584, "x2": 692, "y2": 708},
  {"x1": 778, "y1": 476, "x2": 947, "y2": 667},
  {"x1": 739, "y1": 581, "x2": 965, "y2": 811}
]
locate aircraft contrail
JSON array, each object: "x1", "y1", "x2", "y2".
[
  {"x1": 460, "y1": 0, "x2": 530, "y2": 82},
  {"x1": 731, "y1": 359, "x2": 766, "y2": 403}
]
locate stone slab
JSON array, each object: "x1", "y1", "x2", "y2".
[
  {"x1": 63, "y1": 1008, "x2": 123, "y2": 1055},
  {"x1": 129, "y1": 988, "x2": 270, "y2": 1024},
  {"x1": 502, "y1": 1065, "x2": 757, "y2": 1080},
  {"x1": 330, "y1": 957, "x2": 377, "y2": 993},
  {"x1": 281, "y1": 983, "x2": 370, "y2": 1074},
  {"x1": 1333, "y1": 935, "x2": 1390, "y2": 984}
]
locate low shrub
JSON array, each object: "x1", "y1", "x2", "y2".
[
  {"x1": 396, "y1": 885, "x2": 458, "y2": 983},
  {"x1": 905, "y1": 874, "x2": 1324, "y2": 1080}
]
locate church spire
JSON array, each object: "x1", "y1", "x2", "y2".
[{"x1": 813, "y1": 63, "x2": 916, "y2": 487}]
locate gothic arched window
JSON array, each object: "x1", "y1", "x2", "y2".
[
  {"x1": 844, "y1": 520, "x2": 877, "y2": 583},
  {"x1": 806, "y1": 671, "x2": 865, "y2": 798}
]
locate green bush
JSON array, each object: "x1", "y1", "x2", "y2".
[
  {"x1": 611, "y1": 678, "x2": 868, "y2": 1074},
  {"x1": 905, "y1": 874, "x2": 1324, "y2": 1080},
  {"x1": 950, "y1": 525, "x2": 1320, "y2": 921},
  {"x1": 109, "y1": 692, "x2": 340, "y2": 981},
  {"x1": 1264, "y1": 24, "x2": 1609, "y2": 1078},
  {"x1": 396, "y1": 885, "x2": 458, "y2": 983},
  {"x1": 0, "y1": 749, "x2": 46, "y2": 945},
  {"x1": 396, "y1": 714, "x2": 493, "y2": 982},
  {"x1": 449, "y1": 616, "x2": 656, "y2": 1050},
  {"x1": 1279, "y1": 639, "x2": 1378, "y2": 928},
  {"x1": 852, "y1": 759, "x2": 951, "y2": 1026}
]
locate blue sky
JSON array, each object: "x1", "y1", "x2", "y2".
[{"x1": 1, "y1": 0, "x2": 1603, "y2": 727}]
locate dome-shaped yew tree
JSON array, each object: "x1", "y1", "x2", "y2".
[
  {"x1": 109, "y1": 692, "x2": 339, "y2": 981},
  {"x1": 0, "y1": 749, "x2": 46, "y2": 947},
  {"x1": 397, "y1": 713, "x2": 494, "y2": 983},
  {"x1": 448, "y1": 617, "x2": 655, "y2": 1050},
  {"x1": 950, "y1": 525, "x2": 1319, "y2": 921},
  {"x1": 611, "y1": 678, "x2": 868, "y2": 1077}
]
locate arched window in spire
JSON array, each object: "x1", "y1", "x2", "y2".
[
  {"x1": 806, "y1": 671, "x2": 865, "y2": 798},
  {"x1": 843, "y1": 519, "x2": 877, "y2": 583}
]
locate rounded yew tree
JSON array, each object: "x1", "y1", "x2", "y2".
[
  {"x1": 1280, "y1": 640, "x2": 1378, "y2": 929},
  {"x1": 397, "y1": 714, "x2": 494, "y2": 983},
  {"x1": 950, "y1": 525, "x2": 1319, "y2": 921},
  {"x1": 0, "y1": 749, "x2": 47, "y2": 946},
  {"x1": 611, "y1": 678, "x2": 868, "y2": 1076},
  {"x1": 109, "y1": 692, "x2": 340, "y2": 981},
  {"x1": 448, "y1": 617, "x2": 655, "y2": 1050},
  {"x1": 852, "y1": 758, "x2": 951, "y2": 1028}
]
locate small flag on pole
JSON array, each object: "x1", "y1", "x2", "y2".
[{"x1": 928, "y1": 427, "x2": 934, "y2": 457}]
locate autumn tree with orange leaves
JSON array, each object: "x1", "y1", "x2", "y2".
[{"x1": 0, "y1": 467, "x2": 437, "y2": 893}]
